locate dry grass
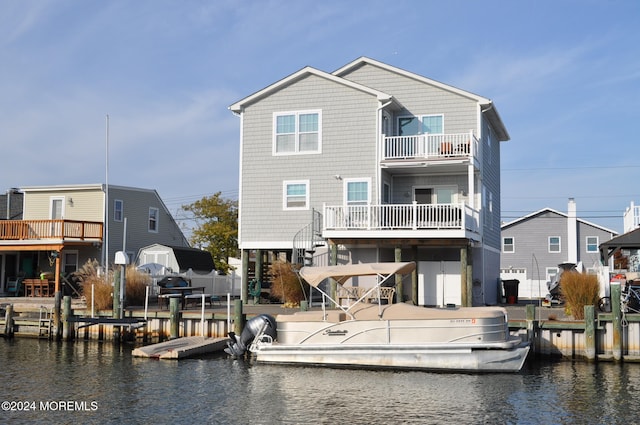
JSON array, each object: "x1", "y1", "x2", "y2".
[
  {"x1": 560, "y1": 271, "x2": 600, "y2": 320},
  {"x1": 268, "y1": 260, "x2": 305, "y2": 306},
  {"x1": 75, "y1": 259, "x2": 113, "y2": 311},
  {"x1": 74, "y1": 260, "x2": 152, "y2": 310},
  {"x1": 125, "y1": 265, "x2": 151, "y2": 306}
]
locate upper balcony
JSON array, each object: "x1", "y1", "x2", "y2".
[
  {"x1": 382, "y1": 131, "x2": 479, "y2": 171},
  {"x1": 322, "y1": 202, "x2": 480, "y2": 241},
  {"x1": 0, "y1": 219, "x2": 104, "y2": 245}
]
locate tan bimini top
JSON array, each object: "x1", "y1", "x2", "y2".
[{"x1": 299, "y1": 262, "x2": 416, "y2": 288}]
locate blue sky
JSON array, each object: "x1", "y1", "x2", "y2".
[{"x1": 1, "y1": 0, "x2": 638, "y2": 235}]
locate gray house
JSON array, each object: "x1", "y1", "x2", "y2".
[
  {"x1": 500, "y1": 198, "x2": 618, "y2": 299},
  {"x1": 230, "y1": 57, "x2": 510, "y2": 306},
  {"x1": 0, "y1": 184, "x2": 189, "y2": 295}
]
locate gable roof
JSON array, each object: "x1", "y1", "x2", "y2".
[
  {"x1": 229, "y1": 65, "x2": 400, "y2": 113},
  {"x1": 333, "y1": 57, "x2": 510, "y2": 141},
  {"x1": 501, "y1": 207, "x2": 618, "y2": 235},
  {"x1": 599, "y1": 227, "x2": 640, "y2": 266}
]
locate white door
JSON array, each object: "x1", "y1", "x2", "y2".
[{"x1": 418, "y1": 261, "x2": 461, "y2": 307}]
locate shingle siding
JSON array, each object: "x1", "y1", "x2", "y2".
[{"x1": 240, "y1": 74, "x2": 380, "y2": 246}]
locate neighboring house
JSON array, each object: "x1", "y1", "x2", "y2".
[
  {"x1": 136, "y1": 243, "x2": 215, "y2": 274},
  {"x1": 500, "y1": 198, "x2": 618, "y2": 298},
  {"x1": 623, "y1": 201, "x2": 640, "y2": 233},
  {"x1": 600, "y1": 227, "x2": 640, "y2": 274},
  {"x1": 229, "y1": 57, "x2": 510, "y2": 306},
  {"x1": 0, "y1": 184, "x2": 189, "y2": 295}
]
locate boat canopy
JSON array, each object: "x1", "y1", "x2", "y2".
[{"x1": 300, "y1": 262, "x2": 416, "y2": 288}]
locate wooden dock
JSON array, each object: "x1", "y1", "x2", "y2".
[{"x1": 132, "y1": 336, "x2": 229, "y2": 359}]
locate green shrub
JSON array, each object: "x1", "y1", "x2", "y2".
[{"x1": 560, "y1": 271, "x2": 599, "y2": 320}]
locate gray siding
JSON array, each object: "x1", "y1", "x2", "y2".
[
  {"x1": 501, "y1": 211, "x2": 616, "y2": 275},
  {"x1": 481, "y1": 118, "x2": 502, "y2": 250},
  {"x1": 240, "y1": 74, "x2": 380, "y2": 247}
]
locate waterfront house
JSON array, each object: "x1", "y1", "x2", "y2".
[
  {"x1": 230, "y1": 57, "x2": 510, "y2": 306},
  {"x1": 0, "y1": 184, "x2": 189, "y2": 296},
  {"x1": 500, "y1": 198, "x2": 617, "y2": 299}
]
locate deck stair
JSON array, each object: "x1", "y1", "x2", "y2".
[
  {"x1": 10, "y1": 307, "x2": 52, "y2": 338},
  {"x1": 293, "y1": 208, "x2": 325, "y2": 266}
]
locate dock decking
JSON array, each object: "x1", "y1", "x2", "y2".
[{"x1": 132, "y1": 336, "x2": 229, "y2": 359}]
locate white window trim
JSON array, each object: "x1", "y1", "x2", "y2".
[
  {"x1": 283, "y1": 180, "x2": 310, "y2": 210},
  {"x1": 148, "y1": 207, "x2": 159, "y2": 233},
  {"x1": 114, "y1": 199, "x2": 123, "y2": 222},
  {"x1": 548, "y1": 236, "x2": 561, "y2": 253},
  {"x1": 63, "y1": 250, "x2": 79, "y2": 274},
  {"x1": 50, "y1": 196, "x2": 65, "y2": 219},
  {"x1": 397, "y1": 114, "x2": 445, "y2": 135},
  {"x1": 273, "y1": 110, "x2": 322, "y2": 155},
  {"x1": 586, "y1": 236, "x2": 599, "y2": 253},
  {"x1": 503, "y1": 236, "x2": 515, "y2": 253},
  {"x1": 344, "y1": 178, "x2": 371, "y2": 205}
]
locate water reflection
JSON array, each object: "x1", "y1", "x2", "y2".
[{"x1": 1, "y1": 338, "x2": 639, "y2": 424}]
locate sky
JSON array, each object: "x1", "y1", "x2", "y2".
[{"x1": 1, "y1": 0, "x2": 639, "y2": 236}]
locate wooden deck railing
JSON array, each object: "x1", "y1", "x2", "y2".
[{"x1": 0, "y1": 220, "x2": 103, "y2": 241}]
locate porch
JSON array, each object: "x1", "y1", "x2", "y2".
[
  {"x1": 0, "y1": 219, "x2": 103, "y2": 242},
  {"x1": 383, "y1": 131, "x2": 479, "y2": 162},
  {"x1": 323, "y1": 202, "x2": 479, "y2": 235}
]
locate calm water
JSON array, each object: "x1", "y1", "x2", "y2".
[{"x1": 1, "y1": 338, "x2": 639, "y2": 425}]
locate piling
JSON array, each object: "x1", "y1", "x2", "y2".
[
  {"x1": 234, "y1": 299, "x2": 245, "y2": 336},
  {"x1": 584, "y1": 305, "x2": 596, "y2": 360},
  {"x1": 170, "y1": 296, "x2": 180, "y2": 339},
  {"x1": 62, "y1": 296, "x2": 74, "y2": 341},
  {"x1": 4, "y1": 304, "x2": 14, "y2": 338},
  {"x1": 526, "y1": 304, "x2": 535, "y2": 345},
  {"x1": 611, "y1": 282, "x2": 622, "y2": 361},
  {"x1": 53, "y1": 291, "x2": 62, "y2": 340}
]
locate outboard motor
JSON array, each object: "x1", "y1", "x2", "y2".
[{"x1": 225, "y1": 314, "x2": 276, "y2": 356}]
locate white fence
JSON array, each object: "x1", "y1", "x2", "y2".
[{"x1": 149, "y1": 270, "x2": 241, "y2": 298}]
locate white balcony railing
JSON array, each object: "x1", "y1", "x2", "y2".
[
  {"x1": 384, "y1": 131, "x2": 478, "y2": 161},
  {"x1": 324, "y1": 203, "x2": 479, "y2": 233},
  {"x1": 623, "y1": 202, "x2": 640, "y2": 233}
]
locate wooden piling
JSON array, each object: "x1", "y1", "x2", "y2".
[
  {"x1": 170, "y1": 296, "x2": 180, "y2": 339},
  {"x1": 611, "y1": 282, "x2": 622, "y2": 361},
  {"x1": 62, "y1": 296, "x2": 74, "y2": 341},
  {"x1": 53, "y1": 291, "x2": 62, "y2": 340},
  {"x1": 234, "y1": 299, "x2": 245, "y2": 336},
  {"x1": 4, "y1": 304, "x2": 14, "y2": 338},
  {"x1": 584, "y1": 305, "x2": 596, "y2": 360}
]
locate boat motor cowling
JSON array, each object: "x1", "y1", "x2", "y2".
[{"x1": 225, "y1": 314, "x2": 276, "y2": 356}]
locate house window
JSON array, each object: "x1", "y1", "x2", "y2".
[
  {"x1": 549, "y1": 236, "x2": 561, "y2": 253},
  {"x1": 148, "y1": 207, "x2": 159, "y2": 233},
  {"x1": 63, "y1": 251, "x2": 79, "y2": 275},
  {"x1": 546, "y1": 267, "x2": 559, "y2": 283},
  {"x1": 398, "y1": 115, "x2": 443, "y2": 136},
  {"x1": 503, "y1": 237, "x2": 515, "y2": 253},
  {"x1": 283, "y1": 181, "x2": 309, "y2": 210},
  {"x1": 274, "y1": 110, "x2": 321, "y2": 154},
  {"x1": 114, "y1": 199, "x2": 123, "y2": 222},
  {"x1": 345, "y1": 179, "x2": 370, "y2": 205},
  {"x1": 586, "y1": 236, "x2": 599, "y2": 253}
]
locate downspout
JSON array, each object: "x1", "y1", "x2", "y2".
[{"x1": 376, "y1": 99, "x2": 393, "y2": 204}]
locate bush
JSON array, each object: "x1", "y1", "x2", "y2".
[
  {"x1": 75, "y1": 259, "x2": 113, "y2": 311},
  {"x1": 560, "y1": 271, "x2": 600, "y2": 320},
  {"x1": 125, "y1": 265, "x2": 151, "y2": 306},
  {"x1": 268, "y1": 260, "x2": 305, "y2": 307}
]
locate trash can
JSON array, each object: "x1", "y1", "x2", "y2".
[{"x1": 502, "y1": 279, "x2": 520, "y2": 304}]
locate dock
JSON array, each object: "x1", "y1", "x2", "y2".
[{"x1": 132, "y1": 336, "x2": 229, "y2": 359}]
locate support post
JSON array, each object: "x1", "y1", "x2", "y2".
[
  {"x1": 412, "y1": 245, "x2": 418, "y2": 305},
  {"x1": 395, "y1": 247, "x2": 403, "y2": 303},
  {"x1": 4, "y1": 304, "x2": 14, "y2": 338},
  {"x1": 233, "y1": 299, "x2": 245, "y2": 337},
  {"x1": 584, "y1": 305, "x2": 596, "y2": 361},
  {"x1": 53, "y1": 291, "x2": 62, "y2": 340},
  {"x1": 526, "y1": 304, "x2": 535, "y2": 345},
  {"x1": 461, "y1": 247, "x2": 468, "y2": 307},
  {"x1": 169, "y1": 296, "x2": 181, "y2": 339},
  {"x1": 241, "y1": 250, "x2": 249, "y2": 304},
  {"x1": 62, "y1": 296, "x2": 74, "y2": 341},
  {"x1": 330, "y1": 242, "x2": 338, "y2": 303},
  {"x1": 611, "y1": 282, "x2": 622, "y2": 361},
  {"x1": 113, "y1": 268, "x2": 121, "y2": 319}
]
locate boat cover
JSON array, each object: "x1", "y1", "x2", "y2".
[{"x1": 299, "y1": 262, "x2": 416, "y2": 288}]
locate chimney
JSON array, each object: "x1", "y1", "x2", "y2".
[{"x1": 567, "y1": 198, "x2": 577, "y2": 264}]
